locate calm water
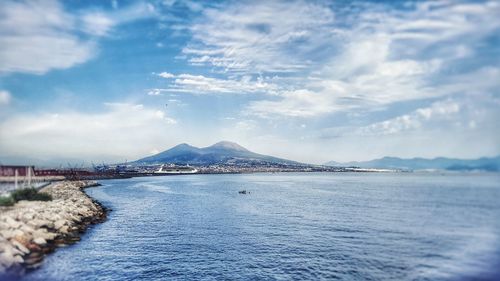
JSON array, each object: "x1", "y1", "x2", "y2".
[{"x1": 21, "y1": 173, "x2": 500, "y2": 280}]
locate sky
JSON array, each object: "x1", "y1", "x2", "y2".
[{"x1": 0, "y1": 0, "x2": 499, "y2": 165}]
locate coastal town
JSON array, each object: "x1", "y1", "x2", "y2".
[{"x1": 0, "y1": 162, "x2": 361, "y2": 192}]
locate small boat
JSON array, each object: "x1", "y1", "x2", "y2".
[{"x1": 238, "y1": 190, "x2": 248, "y2": 194}]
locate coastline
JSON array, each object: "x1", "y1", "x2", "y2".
[{"x1": 0, "y1": 181, "x2": 108, "y2": 277}]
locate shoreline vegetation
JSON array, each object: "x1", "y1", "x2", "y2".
[{"x1": 0, "y1": 181, "x2": 108, "y2": 277}]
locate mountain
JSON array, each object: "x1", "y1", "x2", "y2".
[
  {"x1": 324, "y1": 156, "x2": 500, "y2": 171},
  {"x1": 136, "y1": 141, "x2": 299, "y2": 165}
]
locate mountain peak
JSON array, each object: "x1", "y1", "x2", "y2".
[
  {"x1": 176, "y1": 143, "x2": 195, "y2": 148},
  {"x1": 135, "y1": 140, "x2": 298, "y2": 165},
  {"x1": 170, "y1": 143, "x2": 198, "y2": 150},
  {"x1": 207, "y1": 141, "x2": 249, "y2": 152}
]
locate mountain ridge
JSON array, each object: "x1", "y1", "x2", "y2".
[
  {"x1": 136, "y1": 141, "x2": 299, "y2": 165},
  {"x1": 325, "y1": 156, "x2": 500, "y2": 171}
]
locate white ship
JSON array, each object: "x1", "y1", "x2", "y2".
[{"x1": 154, "y1": 164, "x2": 198, "y2": 174}]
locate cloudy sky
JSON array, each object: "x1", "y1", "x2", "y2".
[{"x1": 0, "y1": 0, "x2": 499, "y2": 165}]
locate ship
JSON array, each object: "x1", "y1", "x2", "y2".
[{"x1": 153, "y1": 164, "x2": 198, "y2": 174}]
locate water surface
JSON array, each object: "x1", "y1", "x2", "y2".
[{"x1": 23, "y1": 173, "x2": 500, "y2": 280}]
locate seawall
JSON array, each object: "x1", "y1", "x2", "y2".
[{"x1": 0, "y1": 181, "x2": 107, "y2": 277}]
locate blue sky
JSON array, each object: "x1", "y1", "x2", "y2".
[{"x1": 0, "y1": 0, "x2": 499, "y2": 165}]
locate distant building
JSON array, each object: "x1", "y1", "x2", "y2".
[
  {"x1": 0, "y1": 165, "x2": 35, "y2": 177},
  {"x1": 34, "y1": 169, "x2": 63, "y2": 176}
]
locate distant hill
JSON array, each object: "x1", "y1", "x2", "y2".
[
  {"x1": 325, "y1": 156, "x2": 500, "y2": 171},
  {"x1": 135, "y1": 141, "x2": 300, "y2": 165}
]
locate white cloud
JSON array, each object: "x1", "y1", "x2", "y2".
[
  {"x1": 185, "y1": 0, "x2": 335, "y2": 73},
  {"x1": 246, "y1": 89, "x2": 341, "y2": 117},
  {"x1": 244, "y1": 55, "x2": 441, "y2": 117},
  {"x1": 2, "y1": 0, "x2": 499, "y2": 164},
  {"x1": 320, "y1": 94, "x2": 499, "y2": 141},
  {"x1": 153, "y1": 109, "x2": 177, "y2": 124},
  {"x1": 0, "y1": 103, "x2": 177, "y2": 162},
  {"x1": 358, "y1": 100, "x2": 461, "y2": 136},
  {"x1": 158, "y1": 72, "x2": 279, "y2": 95},
  {"x1": 0, "y1": 0, "x2": 95, "y2": 75},
  {"x1": 304, "y1": 97, "x2": 500, "y2": 162},
  {"x1": 158, "y1": 72, "x2": 175, "y2": 78},
  {"x1": 81, "y1": 12, "x2": 114, "y2": 36},
  {"x1": 80, "y1": 2, "x2": 156, "y2": 37},
  {"x1": 147, "y1": 89, "x2": 164, "y2": 96},
  {"x1": 239, "y1": 1, "x2": 500, "y2": 118},
  {"x1": 438, "y1": 66, "x2": 500, "y2": 96},
  {"x1": 0, "y1": 35, "x2": 96, "y2": 75},
  {"x1": 0, "y1": 0, "x2": 157, "y2": 75},
  {"x1": 235, "y1": 120, "x2": 257, "y2": 131},
  {"x1": 0, "y1": 90, "x2": 12, "y2": 105}
]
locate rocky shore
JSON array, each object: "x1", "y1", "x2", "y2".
[{"x1": 0, "y1": 181, "x2": 107, "y2": 277}]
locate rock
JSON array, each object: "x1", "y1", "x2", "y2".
[
  {"x1": 23, "y1": 255, "x2": 43, "y2": 267},
  {"x1": 54, "y1": 220, "x2": 66, "y2": 230},
  {"x1": 4, "y1": 217, "x2": 22, "y2": 229},
  {"x1": 53, "y1": 238, "x2": 67, "y2": 247},
  {"x1": 12, "y1": 229, "x2": 24, "y2": 238},
  {"x1": 11, "y1": 240, "x2": 29, "y2": 255},
  {"x1": 28, "y1": 220, "x2": 53, "y2": 229},
  {"x1": 13, "y1": 234, "x2": 31, "y2": 247},
  {"x1": 1, "y1": 229, "x2": 23, "y2": 240},
  {"x1": 13, "y1": 255, "x2": 23, "y2": 264},
  {"x1": 22, "y1": 213, "x2": 35, "y2": 221},
  {"x1": 23, "y1": 250, "x2": 44, "y2": 267},
  {"x1": 0, "y1": 252, "x2": 15, "y2": 268},
  {"x1": 0, "y1": 230, "x2": 15, "y2": 240},
  {"x1": 32, "y1": 229, "x2": 57, "y2": 242},
  {"x1": 27, "y1": 243, "x2": 41, "y2": 252},
  {"x1": 20, "y1": 224, "x2": 35, "y2": 235},
  {"x1": 33, "y1": 238, "x2": 47, "y2": 246},
  {"x1": 58, "y1": 225, "x2": 70, "y2": 234},
  {"x1": 0, "y1": 222, "x2": 10, "y2": 230}
]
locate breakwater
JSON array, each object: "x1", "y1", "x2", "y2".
[{"x1": 0, "y1": 181, "x2": 107, "y2": 277}]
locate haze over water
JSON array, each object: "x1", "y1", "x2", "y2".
[{"x1": 23, "y1": 173, "x2": 500, "y2": 281}]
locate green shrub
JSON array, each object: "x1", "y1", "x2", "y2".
[
  {"x1": 0, "y1": 196, "x2": 14, "y2": 207},
  {"x1": 0, "y1": 188, "x2": 52, "y2": 206},
  {"x1": 10, "y1": 188, "x2": 52, "y2": 202}
]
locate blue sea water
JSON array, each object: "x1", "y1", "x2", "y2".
[{"x1": 21, "y1": 172, "x2": 500, "y2": 280}]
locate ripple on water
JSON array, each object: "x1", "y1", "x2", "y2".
[{"x1": 22, "y1": 173, "x2": 500, "y2": 281}]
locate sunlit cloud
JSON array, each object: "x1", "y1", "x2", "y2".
[
  {"x1": 0, "y1": 0, "x2": 499, "y2": 164},
  {"x1": 319, "y1": 94, "x2": 500, "y2": 140},
  {"x1": 357, "y1": 100, "x2": 462, "y2": 136},
  {"x1": 246, "y1": 89, "x2": 342, "y2": 118},
  {"x1": 236, "y1": 1, "x2": 500, "y2": 117},
  {"x1": 0, "y1": 103, "x2": 177, "y2": 162},
  {"x1": 157, "y1": 72, "x2": 280, "y2": 95}
]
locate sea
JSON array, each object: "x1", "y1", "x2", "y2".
[{"x1": 20, "y1": 172, "x2": 500, "y2": 280}]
